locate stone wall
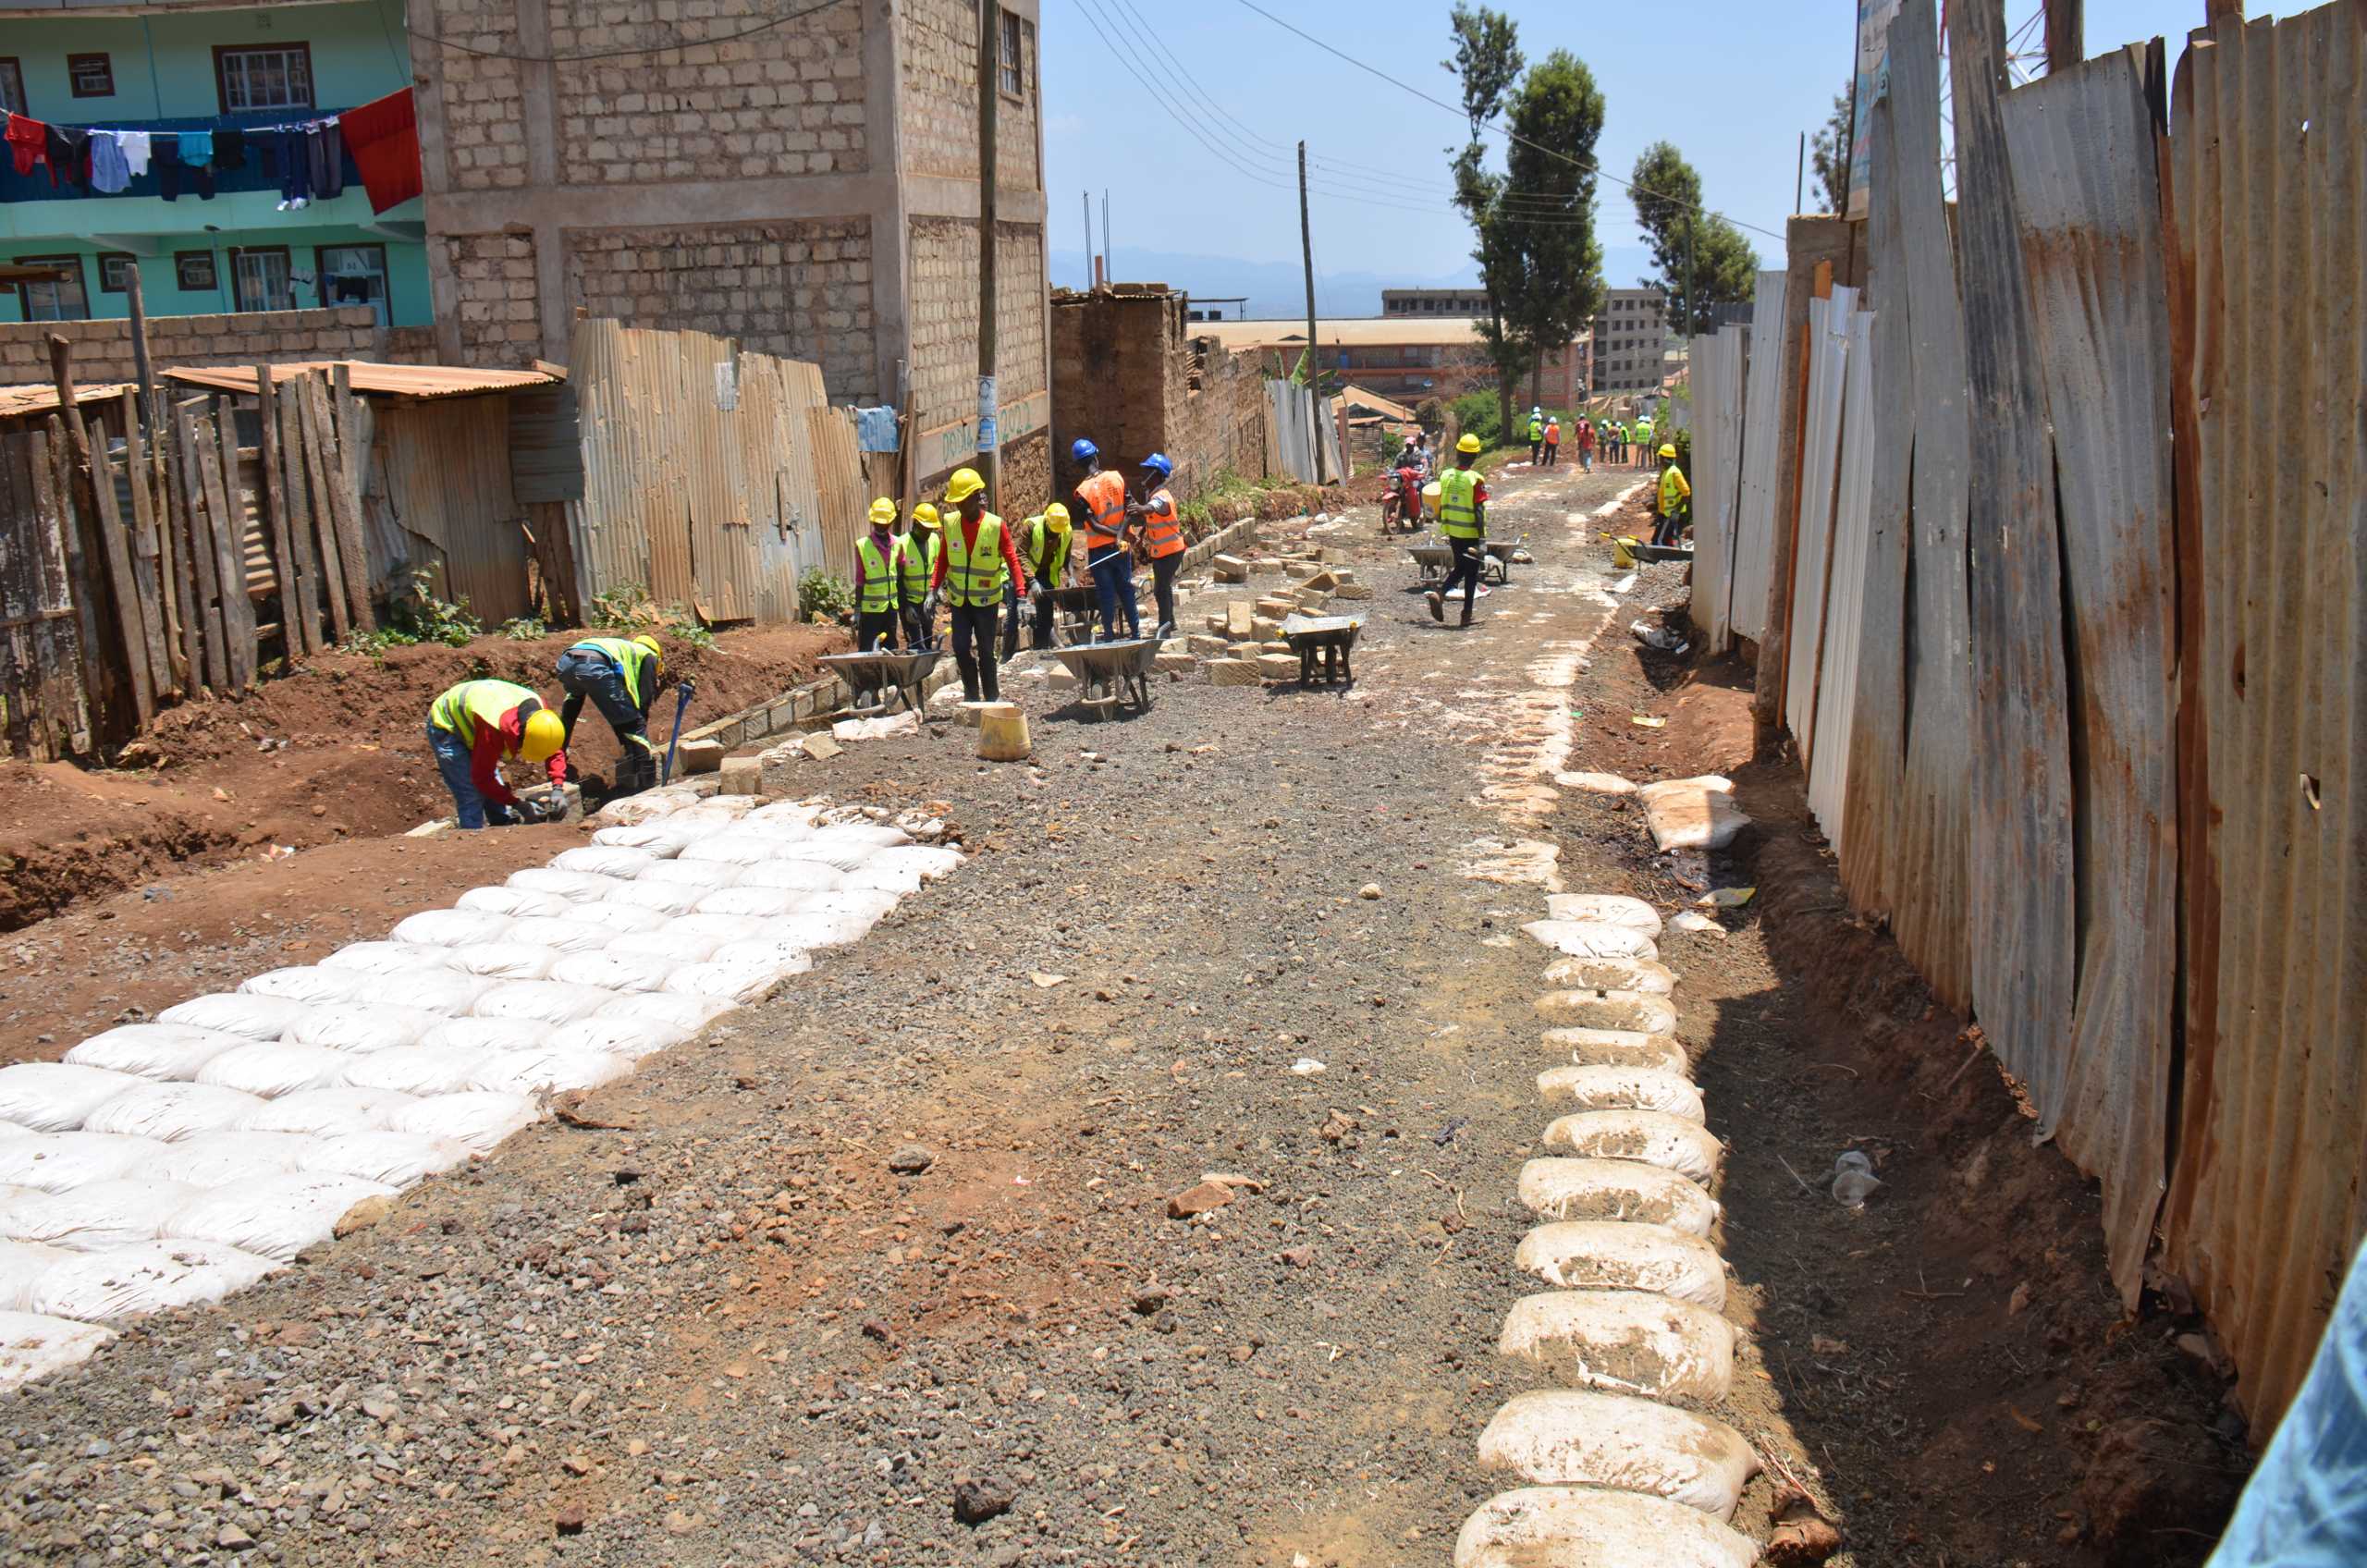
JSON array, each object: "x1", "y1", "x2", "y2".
[
  {"x1": 908, "y1": 218, "x2": 1047, "y2": 438},
  {"x1": 0, "y1": 308, "x2": 385, "y2": 387},
  {"x1": 1172, "y1": 335, "x2": 1275, "y2": 496},
  {"x1": 901, "y1": 0, "x2": 1041, "y2": 191},
  {"x1": 442, "y1": 231, "x2": 543, "y2": 366},
  {"x1": 423, "y1": 0, "x2": 529, "y2": 193}
]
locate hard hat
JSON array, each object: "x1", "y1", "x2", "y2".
[
  {"x1": 1531, "y1": 405, "x2": 1542, "y2": 415},
  {"x1": 1139, "y1": 452, "x2": 1172, "y2": 480},
  {"x1": 1660, "y1": 444, "x2": 1678, "y2": 459},
  {"x1": 1070, "y1": 437, "x2": 1099, "y2": 465},
  {"x1": 943, "y1": 468, "x2": 985, "y2": 504},
  {"x1": 517, "y1": 706, "x2": 564, "y2": 765},
  {"x1": 631, "y1": 633, "x2": 663, "y2": 669},
  {"x1": 867, "y1": 496, "x2": 897, "y2": 525},
  {"x1": 913, "y1": 503, "x2": 940, "y2": 526},
  {"x1": 1044, "y1": 501, "x2": 1072, "y2": 530},
  {"x1": 1456, "y1": 434, "x2": 1482, "y2": 454}
]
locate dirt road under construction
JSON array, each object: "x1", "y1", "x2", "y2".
[{"x1": 0, "y1": 459, "x2": 2238, "y2": 1566}]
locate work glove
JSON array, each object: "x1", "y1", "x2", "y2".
[{"x1": 922, "y1": 591, "x2": 940, "y2": 619}]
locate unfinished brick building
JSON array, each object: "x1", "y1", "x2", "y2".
[
  {"x1": 409, "y1": 0, "x2": 1051, "y2": 501},
  {"x1": 1049, "y1": 285, "x2": 1277, "y2": 503}
]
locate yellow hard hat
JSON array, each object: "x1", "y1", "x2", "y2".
[
  {"x1": 1044, "y1": 501, "x2": 1072, "y2": 530},
  {"x1": 943, "y1": 468, "x2": 985, "y2": 504},
  {"x1": 913, "y1": 503, "x2": 940, "y2": 526},
  {"x1": 518, "y1": 706, "x2": 565, "y2": 764},
  {"x1": 1660, "y1": 444, "x2": 1678, "y2": 459},
  {"x1": 1456, "y1": 434, "x2": 1482, "y2": 455},
  {"x1": 867, "y1": 496, "x2": 898, "y2": 525},
  {"x1": 632, "y1": 632, "x2": 663, "y2": 665}
]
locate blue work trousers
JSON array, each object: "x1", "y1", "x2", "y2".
[
  {"x1": 1088, "y1": 545, "x2": 1139, "y2": 641},
  {"x1": 428, "y1": 723, "x2": 510, "y2": 830}
]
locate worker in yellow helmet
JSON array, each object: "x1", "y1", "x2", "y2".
[
  {"x1": 927, "y1": 467, "x2": 1026, "y2": 702},
  {"x1": 555, "y1": 632, "x2": 665, "y2": 793},
  {"x1": 853, "y1": 496, "x2": 911, "y2": 652},
  {"x1": 426, "y1": 679, "x2": 567, "y2": 828},
  {"x1": 1018, "y1": 502, "x2": 1075, "y2": 651},
  {"x1": 1651, "y1": 443, "x2": 1691, "y2": 547},
  {"x1": 1426, "y1": 433, "x2": 1490, "y2": 627},
  {"x1": 900, "y1": 503, "x2": 941, "y2": 650}
]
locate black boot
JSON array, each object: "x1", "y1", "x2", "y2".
[
  {"x1": 1427, "y1": 591, "x2": 1444, "y2": 623},
  {"x1": 1459, "y1": 601, "x2": 1475, "y2": 628}
]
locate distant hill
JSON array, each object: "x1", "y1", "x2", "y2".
[{"x1": 1048, "y1": 244, "x2": 1662, "y2": 322}]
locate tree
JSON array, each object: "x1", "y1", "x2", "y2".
[
  {"x1": 1444, "y1": 5, "x2": 1526, "y2": 443},
  {"x1": 1809, "y1": 81, "x2": 1853, "y2": 214},
  {"x1": 1628, "y1": 141, "x2": 1760, "y2": 337}
]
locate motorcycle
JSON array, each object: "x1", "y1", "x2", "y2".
[{"x1": 1380, "y1": 464, "x2": 1427, "y2": 533}]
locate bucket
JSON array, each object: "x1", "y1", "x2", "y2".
[
  {"x1": 976, "y1": 703, "x2": 1031, "y2": 762},
  {"x1": 1613, "y1": 537, "x2": 1638, "y2": 570}
]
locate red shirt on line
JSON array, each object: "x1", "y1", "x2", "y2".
[{"x1": 927, "y1": 511, "x2": 1028, "y2": 595}]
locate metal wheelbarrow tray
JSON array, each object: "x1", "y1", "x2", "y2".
[
  {"x1": 1048, "y1": 637, "x2": 1159, "y2": 716},
  {"x1": 817, "y1": 649, "x2": 943, "y2": 717},
  {"x1": 1279, "y1": 614, "x2": 1364, "y2": 687},
  {"x1": 1408, "y1": 539, "x2": 1513, "y2": 586}
]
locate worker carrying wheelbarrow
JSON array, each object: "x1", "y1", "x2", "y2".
[
  {"x1": 555, "y1": 633, "x2": 664, "y2": 794},
  {"x1": 427, "y1": 679, "x2": 567, "y2": 829}
]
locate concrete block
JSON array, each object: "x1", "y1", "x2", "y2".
[
  {"x1": 1187, "y1": 634, "x2": 1230, "y2": 656},
  {"x1": 1044, "y1": 665, "x2": 1081, "y2": 692},
  {"x1": 718, "y1": 755, "x2": 762, "y2": 797},
  {"x1": 677, "y1": 737, "x2": 726, "y2": 774},
  {"x1": 1224, "y1": 603, "x2": 1256, "y2": 639},
  {"x1": 1208, "y1": 658, "x2": 1261, "y2": 687},
  {"x1": 1331, "y1": 581, "x2": 1372, "y2": 601},
  {"x1": 1212, "y1": 554, "x2": 1249, "y2": 582},
  {"x1": 1247, "y1": 557, "x2": 1285, "y2": 578},
  {"x1": 1255, "y1": 654, "x2": 1299, "y2": 680},
  {"x1": 1154, "y1": 653, "x2": 1196, "y2": 675},
  {"x1": 1254, "y1": 596, "x2": 1295, "y2": 618},
  {"x1": 1300, "y1": 568, "x2": 1340, "y2": 592},
  {"x1": 1250, "y1": 616, "x2": 1284, "y2": 640}
]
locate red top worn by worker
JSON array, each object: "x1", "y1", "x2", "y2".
[
  {"x1": 928, "y1": 505, "x2": 1029, "y2": 598},
  {"x1": 426, "y1": 678, "x2": 567, "y2": 813}
]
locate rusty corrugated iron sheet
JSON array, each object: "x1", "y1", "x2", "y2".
[
  {"x1": 0, "y1": 384, "x2": 137, "y2": 423},
  {"x1": 374, "y1": 399, "x2": 531, "y2": 625},
  {"x1": 1727, "y1": 270, "x2": 1787, "y2": 644},
  {"x1": 164, "y1": 362, "x2": 556, "y2": 400},
  {"x1": 2162, "y1": 0, "x2": 2367, "y2": 1426}
]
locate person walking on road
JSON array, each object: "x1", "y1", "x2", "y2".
[
  {"x1": 1576, "y1": 416, "x2": 1595, "y2": 473},
  {"x1": 1527, "y1": 405, "x2": 1545, "y2": 464},
  {"x1": 852, "y1": 497, "x2": 910, "y2": 653},
  {"x1": 927, "y1": 467, "x2": 1027, "y2": 703},
  {"x1": 1129, "y1": 451, "x2": 1186, "y2": 640},
  {"x1": 1635, "y1": 411, "x2": 1655, "y2": 468},
  {"x1": 1070, "y1": 437, "x2": 1140, "y2": 643},
  {"x1": 1542, "y1": 415, "x2": 1561, "y2": 468},
  {"x1": 1426, "y1": 434, "x2": 1489, "y2": 629},
  {"x1": 554, "y1": 633, "x2": 663, "y2": 794},
  {"x1": 899, "y1": 503, "x2": 939, "y2": 650},
  {"x1": 1018, "y1": 502, "x2": 1074, "y2": 650},
  {"x1": 427, "y1": 679, "x2": 566, "y2": 830},
  {"x1": 1652, "y1": 443, "x2": 1691, "y2": 547}
]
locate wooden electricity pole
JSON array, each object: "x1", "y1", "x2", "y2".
[
  {"x1": 976, "y1": 0, "x2": 1000, "y2": 510},
  {"x1": 2043, "y1": 0, "x2": 2084, "y2": 71},
  {"x1": 1298, "y1": 141, "x2": 1326, "y2": 485}
]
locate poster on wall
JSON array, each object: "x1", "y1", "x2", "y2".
[{"x1": 1846, "y1": 0, "x2": 1904, "y2": 218}]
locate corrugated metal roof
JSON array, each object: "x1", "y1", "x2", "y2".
[
  {"x1": 0, "y1": 383, "x2": 138, "y2": 422},
  {"x1": 162, "y1": 361, "x2": 558, "y2": 400},
  {"x1": 1188, "y1": 318, "x2": 1503, "y2": 350}
]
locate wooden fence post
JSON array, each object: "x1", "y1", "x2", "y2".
[
  {"x1": 172, "y1": 397, "x2": 229, "y2": 692},
  {"x1": 118, "y1": 388, "x2": 178, "y2": 698}
]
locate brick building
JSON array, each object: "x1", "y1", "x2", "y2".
[
  {"x1": 1185, "y1": 316, "x2": 1590, "y2": 409},
  {"x1": 1049, "y1": 285, "x2": 1274, "y2": 502},
  {"x1": 1380, "y1": 288, "x2": 1490, "y2": 317},
  {"x1": 408, "y1": 0, "x2": 1053, "y2": 500},
  {"x1": 1592, "y1": 287, "x2": 1670, "y2": 394}
]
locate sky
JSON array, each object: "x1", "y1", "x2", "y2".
[{"x1": 1041, "y1": 1, "x2": 2317, "y2": 308}]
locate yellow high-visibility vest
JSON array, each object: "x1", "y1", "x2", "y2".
[
  {"x1": 1436, "y1": 468, "x2": 1482, "y2": 540},
  {"x1": 429, "y1": 679, "x2": 536, "y2": 747},
  {"x1": 941, "y1": 514, "x2": 1009, "y2": 607},
  {"x1": 567, "y1": 637, "x2": 656, "y2": 703},
  {"x1": 855, "y1": 534, "x2": 907, "y2": 614}
]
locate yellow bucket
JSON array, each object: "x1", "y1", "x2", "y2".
[
  {"x1": 976, "y1": 702, "x2": 1031, "y2": 762},
  {"x1": 1613, "y1": 537, "x2": 1638, "y2": 570}
]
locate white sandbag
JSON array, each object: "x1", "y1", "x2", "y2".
[
  {"x1": 390, "y1": 1091, "x2": 540, "y2": 1154},
  {"x1": 1477, "y1": 1391, "x2": 1760, "y2": 1522},
  {"x1": 28, "y1": 1239, "x2": 281, "y2": 1322},
  {"x1": 503, "y1": 916, "x2": 620, "y2": 954},
  {"x1": 1522, "y1": 921, "x2": 1661, "y2": 962},
  {"x1": 80, "y1": 1083, "x2": 264, "y2": 1143},
  {"x1": 64, "y1": 1025, "x2": 248, "y2": 1083},
  {"x1": 197, "y1": 1041, "x2": 350, "y2": 1098},
  {"x1": 0, "y1": 1241, "x2": 71, "y2": 1312},
  {"x1": 659, "y1": 912, "x2": 767, "y2": 945},
  {"x1": 1497, "y1": 1291, "x2": 1737, "y2": 1403},
  {"x1": 746, "y1": 800, "x2": 823, "y2": 826},
  {"x1": 0, "y1": 1133, "x2": 166, "y2": 1194},
  {"x1": 738, "y1": 859, "x2": 844, "y2": 893},
  {"x1": 551, "y1": 845, "x2": 662, "y2": 879},
  {"x1": 728, "y1": 819, "x2": 819, "y2": 845},
  {"x1": 605, "y1": 929, "x2": 726, "y2": 963},
  {"x1": 0, "y1": 1311, "x2": 117, "y2": 1390},
  {"x1": 468, "y1": 1047, "x2": 632, "y2": 1097},
  {"x1": 679, "y1": 835, "x2": 792, "y2": 869},
  {"x1": 299, "y1": 1132, "x2": 472, "y2": 1187},
  {"x1": 391, "y1": 909, "x2": 515, "y2": 947},
  {"x1": 1638, "y1": 777, "x2": 1752, "y2": 852},
  {"x1": 588, "y1": 790, "x2": 699, "y2": 827},
  {"x1": 1541, "y1": 1027, "x2": 1689, "y2": 1074},
  {"x1": 339, "y1": 1047, "x2": 492, "y2": 1097},
  {"x1": 157, "y1": 992, "x2": 309, "y2": 1042},
  {"x1": 130, "y1": 1131, "x2": 319, "y2": 1187},
  {"x1": 0, "y1": 1125, "x2": 28, "y2": 1140},
  {"x1": 813, "y1": 822, "x2": 911, "y2": 850},
  {"x1": 771, "y1": 839, "x2": 879, "y2": 874},
  {"x1": 0, "y1": 1065, "x2": 153, "y2": 1133},
  {"x1": 1541, "y1": 1110, "x2": 1723, "y2": 1184},
  {"x1": 636, "y1": 857, "x2": 745, "y2": 888},
  {"x1": 559, "y1": 901, "x2": 668, "y2": 936},
  {"x1": 1453, "y1": 1485, "x2": 1760, "y2": 1568},
  {"x1": 707, "y1": 937, "x2": 816, "y2": 973},
  {"x1": 0, "y1": 1180, "x2": 201, "y2": 1252},
  {"x1": 548, "y1": 950, "x2": 677, "y2": 994},
  {"x1": 417, "y1": 1018, "x2": 547, "y2": 1055},
  {"x1": 771, "y1": 910, "x2": 873, "y2": 949},
  {"x1": 548, "y1": 1016, "x2": 691, "y2": 1061},
  {"x1": 674, "y1": 796, "x2": 757, "y2": 822},
  {"x1": 1516, "y1": 1158, "x2": 1720, "y2": 1238},
  {"x1": 808, "y1": 888, "x2": 901, "y2": 922},
  {"x1": 455, "y1": 885, "x2": 579, "y2": 918},
  {"x1": 1543, "y1": 893, "x2": 1663, "y2": 935},
  {"x1": 663, "y1": 961, "x2": 802, "y2": 1004},
  {"x1": 870, "y1": 843, "x2": 963, "y2": 881},
  {"x1": 236, "y1": 1088, "x2": 420, "y2": 1139},
  {"x1": 287, "y1": 1006, "x2": 448, "y2": 1055},
  {"x1": 588, "y1": 822, "x2": 692, "y2": 854},
  {"x1": 319, "y1": 940, "x2": 456, "y2": 975},
  {"x1": 472, "y1": 981, "x2": 617, "y2": 1024},
  {"x1": 237, "y1": 966, "x2": 374, "y2": 1005},
  {"x1": 693, "y1": 886, "x2": 811, "y2": 918},
  {"x1": 442, "y1": 941, "x2": 561, "y2": 980},
  {"x1": 1538, "y1": 1066, "x2": 1706, "y2": 1123},
  {"x1": 1534, "y1": 990, "x2": 1679, "y2": 1035},
  {"x1": 383, "y1": 970, "x2": 501, "y2": 1017},
  {"x1": 598, "y1": 880, "x2": 709, "y2": 916},
  {"x1": 1542, "y1": 957, "x2": 1679, "y2": 997},
  {"x1": 597, "y1": 993, "x2": 736, "y2": 1032},
  {"x1": 504, "y1": 866, "x2": 626, "y2": 901},
  {"x1": 1515, "y1": 1220, "x2": 1729, "y2": 1309},
  {"x1": 843, "y1": 860, "x2": 926, "y2": 895},
  {"x1": 166, "y1": 1172, "x2": 396, "y2": 1261}
]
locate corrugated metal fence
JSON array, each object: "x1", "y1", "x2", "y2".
[
  {"x1": 1686, "y1": 0, "x2": 2366, "y2": 1433},
  {"x1": 1265, "y1": 379, "x2": 1345, "y2": 486}
]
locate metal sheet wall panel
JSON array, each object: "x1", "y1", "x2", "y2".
[
  {"x1": 1688, "y1": 327, "x2": 1746, "y2": 655},
  {"x1": 1781, "y1": 287, "x2": 1857, "y2": 761},
  {"x1": 376, "y1": 398, "x2": 530, "y2": 625},
  {"x1": 509, "y1": 384, "x2": 583, "y2": 506},
  {"x1": 1729, "y1": 270, "x2": 1787, "y2": 643},
  {"x1": 1807, "y1": 309, "x2": 1878, "y2": 853},
  {"x1": 2164, "y1": 1, "x2": 2367, "y2": 1427}
]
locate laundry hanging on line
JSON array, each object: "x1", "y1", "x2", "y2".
[{"x1": 0, "y1": 97, "x2": 411, "y2": 212}]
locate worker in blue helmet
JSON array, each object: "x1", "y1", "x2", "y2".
[
  {"x1": 1127, "y1": 452, "x2": 1185, "y2": 640},
  {"x1": 1071, "y1": 437, "x2": 1099, "y2": 466}
]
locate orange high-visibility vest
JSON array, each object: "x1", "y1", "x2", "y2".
[
  {"x1": 1139, "y1": 487, "x2": 1184, "y2": 558},
  {"x1": 1076, "y1": 471, "x2": 1127, "y2": 550}
]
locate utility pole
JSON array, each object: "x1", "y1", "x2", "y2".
[
  {"x1": 1101, "y1": 190, "x2": 1111, "y2": 277},
  {"x1": 1084, "y1": 190, "x2": 1096, "y2": 288},
  {"x1": 1298, "y1": 141, "x2": 1326, "y2": 485},
  {"x1": 1685, "y1": 220, "x2": 1697, "y2": 339},
  {"x1": 975, "y1": 0, "x2": 1000, "y2": 511},
  {"x1": 1795, "y1": 131, "x2": 1806, "y2": 214},
  {"x1": 2043, "y1": 0, "x2": 2083, "y2": 71}
]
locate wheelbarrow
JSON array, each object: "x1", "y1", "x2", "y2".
[
  {"x1": 1280, "y1": 613, "x2": 1364, "y2": 687},
  {"x1": 817, "y1": 650, "x2": 942, "y2": 717},
  {"x1": 1409, "y1": 539, "x2": 1514, "y2": 587},
  {"x1": 1047, "y1": 637, "x2": 1159, "y2": 717}
]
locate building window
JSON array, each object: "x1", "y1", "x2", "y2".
[
  {"x1": 999, "y1": 10, "x2": 1025, "y2": 99},
  {"x1": 227, "y1": 246, "x2": 295, "y2": 312},
  {"x1": 175, "y1": 251, "x2": 219, "y2": 292},
  {"x1": 2, "y1": 57, "x2": 29, "y2": 116},
  {"x1": 68, "y1": 53, "x2": 114, "y2": 98},
  {"x1": 316, "y1": 243, "x2": 390, "y2": 325},
  {"x1": 97, "y1": 253, "x2": 139, "y2": 294},
  {"x1": 215, "y1": 44, "x2": 313, "y2": 114},
  {"x1": 12, "y1": 255, "x2": 88, "y2": 322}
]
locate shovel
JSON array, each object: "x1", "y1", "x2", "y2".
[{"x1": 660, "y1": 678, "x2": 698, "y2": 785}]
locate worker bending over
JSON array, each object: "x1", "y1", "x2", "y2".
[
  {"x1": 901, "y1": 504, "x2": 941, "y2": 650},
  {"x1": 1070, "y1": 438, "x2": 1140, "y2": 643},
  {"x1": 1652, "y1": 444, "x2": 1691, "y2": 547},
  {"x1": 554, "y1": 634, "x2": 662, "y2": 794},
  {"x1": 428, "y1": 679, "x2": 566, "y2": 829},
  {"x1": 1426, "y1": 434, "x2": 1489, "y2": 628},
  {"x1": 1129, "y1": 452, "x2": 1185, "y2": 641},
  {"x1": 1018, "y1": 502, "x2": 1074, "y2": 651},
  {"x1": 926, "y1": 467, "x2": 1027, "y2": 702},
  {"x1": 852, "y1": 497, "x2": 911, "y2": 652}
]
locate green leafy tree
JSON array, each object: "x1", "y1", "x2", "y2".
[
  {"x1": 1809, "y1": 81, "x2": 1853, "y2": 214},
  {"x1": 1444, "y1": 4, "x2": 1526, "y2": 443},
  {"x1": 1629, "y1": 141, "x2": 1760, "y2": 337}
]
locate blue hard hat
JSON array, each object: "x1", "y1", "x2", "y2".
[
  {"x1": 1071, "y1": 438, "x2": 1098, "y2": 464},
  {"x1": 1140, "y1": 452, "x2": 1172, "y2": 479}
]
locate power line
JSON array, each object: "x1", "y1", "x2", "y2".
[{"x1": 410, "y1": 0, "x2": 848, "y2": 63}]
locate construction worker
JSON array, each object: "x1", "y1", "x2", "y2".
[
  {"x1": 427, "y1": 679, "x2": 566, "y2": 829},
  {"x1": 1527, "y1": 405, "x2": 1545, "y2": 464},
  {"x1": 1543, "y1": 414, "x2": 1562, "y2": 469},
  {"x1": 901, "y1": 503, "x2": 941, "y2": 650},
  {"x1": 1070, "y1": 437, "x2": 1140, "y2": 642},
  {"x1": 1018, "y1": 502, "x2": 1074, "y2": 650},
  {"x1": 1634, "y1": 411, "x2": 1655, "y2": 468},
  {"x1": 554, "y1": 633, "x2": 663, "y2": 794},
  {"x1": 1652, "y1": 443, "x2": 1691, "y2": 547},
  {"x1": 1426, "y1": 433, "x2": 1489, "y2": 629},
  {"x1": 926, "y1": 466, "x2": 1027, "y2": 702},
  {"x1": 852, "y1": 497, "x2": 909, "y2": 652},
  {"x1": 1576, "y1": 415, "x2": 1596, "y2": 473},
  {"x1": 1129, "y1": 451, "x2": 1185, "y2": 640}
]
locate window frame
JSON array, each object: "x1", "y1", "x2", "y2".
[
  {"x1": 227, "y1": 244, "x2": 295, "y2": 312},
  {"x1": 313, "y1": 241, "x2": 391, "y2": 320},
  {"x1": 998, "y1": 8, "x2": 1025, "y2": 102},
  {"x1": 96, "y1": 252, "x2": 139, "y2": 294},
  {"x1": 213, "y1": 42, "x2": 315, "y2": 115},
  {"x1": 174, "y1": 250, "x2": 219, "y2": 293},
  {"x1": 1, "y1": 56, "x2": 30, "y2": 116},
  {"x1": 11, "y1": 254, "x2": 89, "y2": 322},
  {"x1": 67, "y1": 52, "x2": 115, "y2": 99}
]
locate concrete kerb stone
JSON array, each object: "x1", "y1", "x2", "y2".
[{"x1": 676, "y1": 657, "x2": 963, "y2": 772}]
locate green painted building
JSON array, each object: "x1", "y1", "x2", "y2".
[{"x1": 0, "y1": 0, "x2": 426, "y2": 329}]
